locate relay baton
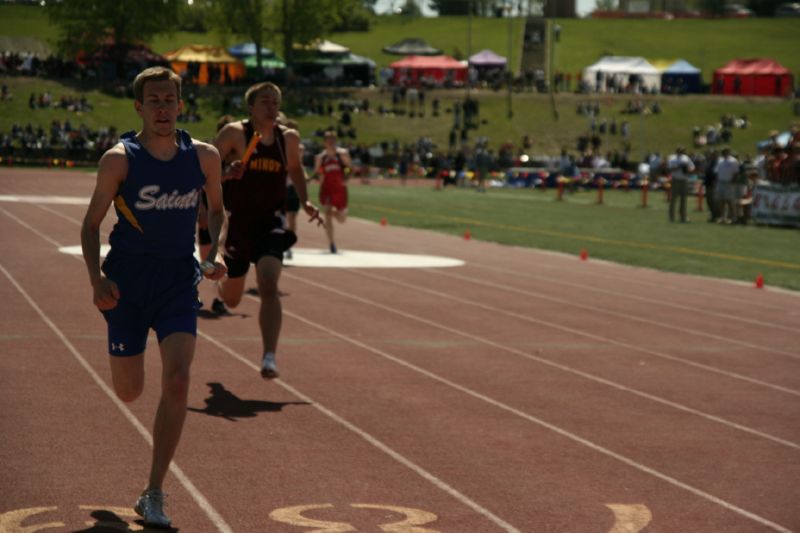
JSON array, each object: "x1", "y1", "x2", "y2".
[
  {"x1": 240, "y1": 131, "x2": 262, "y2": 166},
  {"x1": 200, "y1": 260, "x2": 216, "y2": 274}
]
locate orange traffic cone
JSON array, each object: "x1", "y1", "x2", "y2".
[
  {"x1": 755, "y1": 273, "x2": 764, "y2": 289},
  {"x1": 380, "y1": 217, "x2": 387, "y2": 226},
  {"x1": 580, "y1": 249, "x2": 588, "y2": 261},
  {"x1": 463, "y1": 229, "x2": 471, "y2": 240}
]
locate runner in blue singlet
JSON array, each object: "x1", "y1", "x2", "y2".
[{"x1": 80, "y1": 67, "x2": 226, "y2": 529}]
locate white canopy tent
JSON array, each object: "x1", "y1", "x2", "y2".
[{"x1": 583, "y1": 56, "x2": 661, "y2": 93}]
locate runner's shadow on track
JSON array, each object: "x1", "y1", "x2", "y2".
[
  {"x1": 197, "y1": 309, "x2": 251, "y2": 320},
  {"x1": 246, "y1": 287, "x2": 291, "y2": 297},
  {"x1": 73, "y1": 509, "x2": 178, "y2": 532},
  {"x1": 188, "y1": 382, "x2": 308, "y2": 421}
]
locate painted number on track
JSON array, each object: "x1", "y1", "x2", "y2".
[
  {"x1": 269, "y1": 503, "x2": 440, "y2": 532},
  {"x1": 0, "y1": 503, "x2": 652, "y2": 532}
]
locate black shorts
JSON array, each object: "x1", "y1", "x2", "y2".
[
  {"x1": 285, "y1": 184, "x2": 300, "y2": 214},
  {"x1": 223, "y1": 212, "x2": 297, "y2": 278}
]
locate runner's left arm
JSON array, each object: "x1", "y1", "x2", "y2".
[
  {"x1": 285, "y1": 128, "x2": 319, "y2": 218},
  {"x1": 196, "y1": 140, "x2": 227, "y2": 280}
]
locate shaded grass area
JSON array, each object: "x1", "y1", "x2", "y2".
[{"x1": 328, "y1": 181, "x2": 800, "y2": 291}]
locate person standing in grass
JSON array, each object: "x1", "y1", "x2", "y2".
[
  {"x1": 714, "y1": 147, "x2": 740, "y2": 224},
  {"x1": 667, "y1": 146, "x2": 695, "y2": 223},
  {"x1": 702, "y1": 149, "x2": 720, "y2": 222},
  {"x1": 80, "y1": 66, "x2": 226, "y2": 528}
]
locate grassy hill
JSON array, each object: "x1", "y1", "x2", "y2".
[
  {"x1": 3, "y1": 3, "x2": 799, "y2": 76},
  {"x1": 1, "y1": 5, "x2": 797, "y2": 291},
  {"x1": 1, "y1": 4, "x2": 798, "y2": 158}
]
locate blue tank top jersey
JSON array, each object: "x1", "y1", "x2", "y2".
[{"x1": 109, "y1": 130, "x2": 204, "y2": 258}]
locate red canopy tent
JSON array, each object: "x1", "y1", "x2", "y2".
[
  {"x1": 390, "y1": 55, "x2": 467, "y2": 86},
  {"x1": 712, "y1": 58, "x2": 793, "y2": 97}
]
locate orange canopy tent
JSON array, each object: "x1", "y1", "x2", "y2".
[{"x1": 163, "y1": 45, "x2": 245, "y2": 85}]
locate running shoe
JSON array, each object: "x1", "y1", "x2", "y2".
[
  {"x1": 260, "y1": 352, "x2": 279, "y2": 379},
  {"x1": 329, "y1": 243, "x2": 337, "y2": 254},
  {"x1": 285, "y1": 248, "x2": 293, "y2": 260},
  {"x1": 134, "y1": 489, "x2": 170, "y2": 528},
  {"x1": 211, "y1": 298, "x2": 229, "y2": 315}
]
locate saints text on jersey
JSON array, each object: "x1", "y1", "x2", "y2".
[{"x1": 134, "y1": 185, "x2": 200, "y2": 210}]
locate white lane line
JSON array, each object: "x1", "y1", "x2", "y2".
[
  {"x1": 428, "y1": 267, "x2": 800, "y2": 358},
  {"x1": 0, "y1": 194, "x2": 89, "y2": 205},
  {"x1": 289, "y1": 270, "x2": 800, "y2": 449},
  {"x1": 349, "y1": 217, "x2": 799, "y2": 311},
  {"x1": 8, "y1": 203, "x2": 796, "y2": 531},
  {"x1": 198, "y1": 328, "x2": 522, "y2": 533},
  {"x1": 0, "y1": 262, "x2": 234, "y2": 533},
  {"x1": 462, "y1": 261, "x2": 800, "y2": 335},
  {"x1": 335, "y1": 268, "x2": 800, "y2": 398},
  {"x1": 273, "y1": 297, "x2": 792, "y2": 533},
  {"x1": 5, "y1": 203, "x2": 522, "y2": 532}
]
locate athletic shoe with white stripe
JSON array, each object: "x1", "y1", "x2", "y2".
[{"x1": 134, "y1": 488, "x2": 170, "y2": 528}]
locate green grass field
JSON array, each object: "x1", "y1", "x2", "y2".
[
  {"x1": 2, "y1": 4, "x2": 798, "y2": 291},
  {"x1": 2, "y1": 4, "x2": 798, "y2": 157},
  {"x1": 336, "y1": 181, "x2": 800, "y2": 292},
  {"x1": 2, "y1": 4, "x2": 799, "y2": 76},
  {"x1": 1, "y1": 74, "x2": 793, "y2": 161}
]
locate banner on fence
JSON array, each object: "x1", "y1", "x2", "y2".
[{"x1": 751, "y1": 184, "x2": 800, "y2": 228}]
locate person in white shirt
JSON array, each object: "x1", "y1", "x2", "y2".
[
  {"x1": 714, "y1": 147, "x2": 740, "y2": 224},
  {"x1": 667, "y1": 147, "x2": 695, "y2": 223}
]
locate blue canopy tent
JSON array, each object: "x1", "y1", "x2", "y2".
[
  {"x1": 228, "y1": 42, "x2": 275, "y2": 60},
  {"x1": 661, "y1": 59, "x2": 702, "y2": 94}
]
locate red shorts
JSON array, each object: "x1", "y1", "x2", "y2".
[{"x1": 319, "y1": 184, "x2": 348, "y2": 211}]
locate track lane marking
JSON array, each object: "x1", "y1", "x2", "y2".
[
  {"x1": 425, "y1": 268, "x2": 800, "y2": 358},
  {"x1": 348, "y1": 216, "x2": 799, "y2": 311},
  {"x1": 333, "y1": 268, "x2": 800, "y2": 398},
  {"x1": 197, "y1": 328, "x2": 522, "y2": 533},
  {"x1": 5, "y1": 202, "x2": 795, "y2": 532},
  {"x1": 353, "y1": 203, "x2": 800, "y2": 271},
  {"x1": 0, "y1": 208, "x2": 233, "y2": 532},
  {"x1": 447, "y1": 261, "x2": 800, "y2": 335},
  {"x1": 273, "y1": 287, "x2": 793, "y2": 532},
  {"x1": 335, "y1": 268, "x2": 800, "y2": 447},
  {"x1": 2, "y1": 206, "x2": 516, "y2": 532}
]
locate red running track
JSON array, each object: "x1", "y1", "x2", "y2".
[{"x1": 1, "y1": 168, "x2": 799, "y2": 532}]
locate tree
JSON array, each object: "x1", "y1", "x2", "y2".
[
  {"x1": 594, "y1": 0, "x2": 616, "y2": 10},
  {"x1": 747, "y1": 0, "x2": 784, "y2": 16},
  {"x1": 699, "y1": 0, "x2": 726, "y2": 15},
  {"x1": 430, "y1": 0, "x2": 495, "y2": 15},
  {"x1": 399, "y1": 0, "x2": 423, "y2": 16},
  {"x1": 332, "y1": 1, "x2": 376, "y2": 31},
  {"x1": 47, "y1": 0, "x2": 180, "y2": 77},
  {"x1": 210, "y1": 0, "x2": 362, "y2": 73}
]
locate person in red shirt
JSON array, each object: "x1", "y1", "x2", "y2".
[{"x1": 314, "y1": 130, "x2": 353, "y2": 253}]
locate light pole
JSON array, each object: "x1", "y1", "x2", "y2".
[
  {"x1": 548, "y1": 18, "x2": 559, "y2": 120},
  {"x1": 467, "y1": 0, "x2": 473, "y2": 100},
  {"x1": 507, "y1": 0, "x2": 513, "y2": 119}
]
